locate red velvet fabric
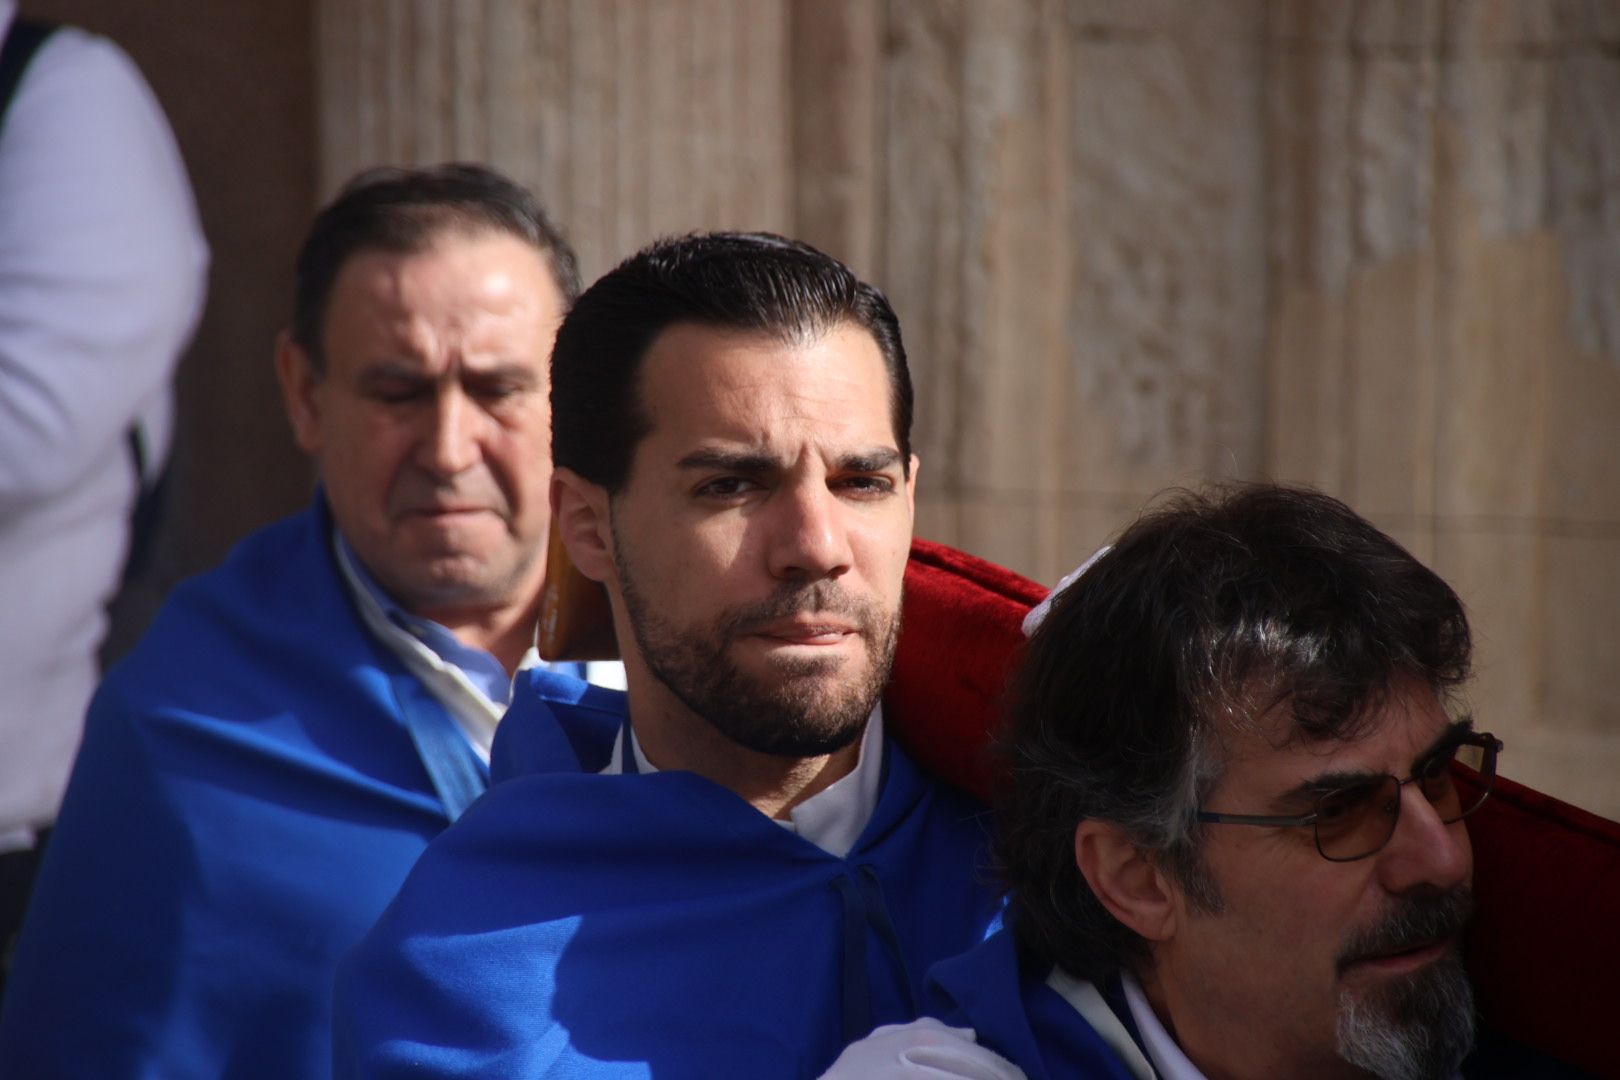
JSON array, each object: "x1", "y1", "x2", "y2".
[
  {"x1": 1460, "y1": 771, "x2": 1620, "y2": 1077},
  {"x1": 885, "y1": 539, "x2": 1045, "y2": 804},
  {"x1": 885, "y1": 537, "x2": 1620, "y2": 1077}
]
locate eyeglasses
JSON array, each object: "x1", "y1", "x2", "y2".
[{"x1": 1195, "y1": 731, "x2": 1503, "y2": 862}]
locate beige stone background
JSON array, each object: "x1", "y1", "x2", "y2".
[{"x1": 30, "y1": 1, "x2": 1620, "y2": 817}]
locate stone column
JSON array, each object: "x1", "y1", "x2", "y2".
[
  {"x1": 1264, "y1": 0, "x2": 1620, "y2": 812},
  {"x1": 318, "y1": 0, "x2": 795, "y2": 277}
]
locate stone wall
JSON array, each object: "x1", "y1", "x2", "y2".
[
  {"x1": 33, "y1": 0, "x2": 1612, "y2": 814},
  {"x1": 316, "y1": 1, "x2": 1620, "y2": 816},
  {"x1": 1259, "y1": 1, "x2": 1620, "y2": 815}
]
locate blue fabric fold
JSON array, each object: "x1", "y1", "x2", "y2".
[
  {"x1": 336, "y1": 691, "x2": 1003, "y2": 1079},
  {"x1": 0, "y1": 498, "x2": 587, "y2": 1080},
  {"x1": 392, "y1": 674, "x2": 489, "y2": 821}
]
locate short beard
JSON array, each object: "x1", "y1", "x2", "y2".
[
  {"x1": 1335, "y1": 889, "x2": 1477, "y2": 1080},
  {"x1": 615, "y1": 539, "x2": 899, "y2": 759}
]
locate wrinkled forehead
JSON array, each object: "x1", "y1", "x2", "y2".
[{"x1": 635, "y1": 321, "x2": 900, "y2": 450}]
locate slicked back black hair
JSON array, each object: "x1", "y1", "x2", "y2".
[
  {"x1": 550, "y1": 231, "x2": 912, "y2": 492},
  {"x1": 291, "y1": 162, "x2": 579, "y2": 370}
]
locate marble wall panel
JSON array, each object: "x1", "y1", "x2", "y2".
[
  {"x1": 1541, "y1": 533, "x2": 1620, "y2": 735},
  {"x1": 1063, "y1": 6, "x2": 1266, "y2": 496},
  {"x1": 789, "y1": 0, "x2": 881, "y2": 274},
  {"x1": 881, "y1": 0, "x2": 970, "y2": 494},
  {"x1": 1431, "y1": 526, "x2": 1543, "y2": 746},
  {"x1": 310, "y1": 0, "x2": 1620, "y2": 814},
  {"x1": 1435, "y1": 230, "x2": 1553, "y2": 520}
]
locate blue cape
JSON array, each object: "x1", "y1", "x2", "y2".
[
  {"x1": 0, "y1": 499, "x2": 584, "y2": 1080},
  {"x1": 335, "y1": 683, "x2": 1004, "y2": 1079},
  {"x1": 922, "y1": 929, "x2": 1138, "y2": 1080}
]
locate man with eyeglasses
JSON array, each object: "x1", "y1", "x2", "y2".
[{"x1": 825, "y1": 483, "x2": 1580, "y2": 1080}]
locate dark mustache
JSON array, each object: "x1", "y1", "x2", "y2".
[
  {"x1": 719, "y1": 582, "x2": 873, "y2": 635},
  {"x1": 1336, "y1": 888, "x2": 1474, "y2": 975}
]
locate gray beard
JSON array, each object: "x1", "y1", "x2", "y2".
[
  {"x1": 615, "y1": 541, "x2": 899, "y2": 759},
  {"x1": 1335, "y1": 890, "x2": 1477, "y2": 1080}
]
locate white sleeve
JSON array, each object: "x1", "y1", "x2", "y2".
[
  {"x1": 818, "y1": 1018, "x2": 1029, "y2": 1080},
  {"x1": 0, "y1": 22, "x2": 208, "y2": 509}
]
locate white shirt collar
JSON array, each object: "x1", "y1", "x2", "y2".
[
  {"x1": 600, "y1": 705, "x2": 886, "y2": 859},
  {"x1": 1044, "y1": 965, "x2": 1250, "y2": 1080},
  {"x1": 1043, "y1": 967, "x2": 1156, "y2": 1080},
  {"x1": 1042, "y1": 966, "x2": 1204, "y2": 1080},
  {"x1": 1120, "y1": 970, "x2": 1207, "y2": 1080},
  {"x1": 333, "y1": 532, "x2": 536, "y2": 759}
]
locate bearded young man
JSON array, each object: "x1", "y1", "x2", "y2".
[
  {"x1": 827, "y1": 484, "x2": 1590, "y2": 1080},
  {"x1": 334, "y1": 232, "x2": 1003, "y2": 1079}
]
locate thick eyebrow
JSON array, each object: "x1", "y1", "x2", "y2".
[
  {"x1": 355, "y1": 361, "x2": 433, "y2": 386},
  {"x1": 356, "y1": 361, "x2": 540, "y2": 388},
  {"x1": 675, "y1": 449, "x2": 779, "y2": 475},
  {"x1": 674, "y1": 447, "x2": 904, "y2": 474},
  {"x1": 1269, "y1": 717, "x2": 1477, "y2": 809},
  {"x1": 837, "y1": 448, "x2": 905, "y2": 473},
  {"x1": 461, "y1": 364, "x2": 542, "y2": 388}
]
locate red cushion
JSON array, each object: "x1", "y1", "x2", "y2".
[
  {"x1": 1461, "y1": 771, "x2": 1620, "y2": 1077},
  {"x1": 886, "y1": 538, "x2": 1620, "y2": 1076},
  {"x1": 886, "y1": 538, "x2": 1046, "y2": 803}
]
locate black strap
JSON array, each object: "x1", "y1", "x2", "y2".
[
  {"x1": 0, "y1": 16, "x2": 57, "y2": 131},
  {"x1": 829, "y1": 864, "x2": 917, "y2": 1046},
  {"x1": 119, "y1": 426, "x2": 170, "y2": 585}
]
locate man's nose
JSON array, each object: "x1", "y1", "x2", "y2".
[
  {"x1": 766, "y1": 483, "x2": 854, "y2": 583},
  {"x1": 1376, "y1": 782, "x2": 1473, "y2": 896},
  {"x1": 415, "y1": 389, "x2": 481, "y2": 476}
]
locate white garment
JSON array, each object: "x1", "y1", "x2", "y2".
[
  {"x1": 0, "y1": 5, "x2": 208, "y2": 849},
  {"x1": 1116, "y1": 970, "x2": 1204, "y2": 1080},
  {"x1": 817, "y1": 1018, "x2": 1029, "y2": 1080},
  {"x1": 581, "y1": 660, "x2": 627, "y2": 690},
  {"x1": 812, "y1": 967, "x2": 1168, "y2": 1080},
  {"x1": 601, "y1": 705, "x2": 886, "y2": 859}
]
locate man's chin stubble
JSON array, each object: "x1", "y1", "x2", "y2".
[{"x1": 1336, "y1": 950, "x2": 1475, "y2": 1080}]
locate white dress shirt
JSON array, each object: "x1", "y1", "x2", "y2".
[
  {"x1": 0, "y1": 4, "x2": 207, "y2": 849},
  {"x1": 333, "y1": 536, "x2": 528, "y2": 759}
]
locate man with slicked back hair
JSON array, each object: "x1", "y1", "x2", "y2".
[
  {"x1": 334, "y1": 231, "x2": 1002, "y2": 1080},
  {"x1": 0, "y1": 163, "x2": 608, "y2": 1080}
]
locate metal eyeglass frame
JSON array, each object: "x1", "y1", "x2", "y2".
[{"x1": 1194, "y1": 731, "x2": 1504, "y2": 862}]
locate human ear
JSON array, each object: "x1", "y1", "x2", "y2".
[
  {"x1": 551, "y1": 469, "x2": 615, "y2": 585},
  {"x1": 1073, "y1": 820, "x2": 1178, "y2": 943},
  {"x1": 274, "y1": 331, "x2": 322, "y2": 455}
]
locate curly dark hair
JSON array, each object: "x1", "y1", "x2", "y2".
[{"x1": 996, "y1": 482, "x2": 1473, "y2": 981}]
